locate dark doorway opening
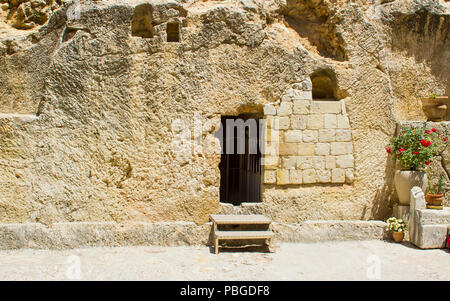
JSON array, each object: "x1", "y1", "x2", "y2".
[
  {"x1": 166, "y1": 22, "x2": 180, "y2": 42},
  {"x1": 219, "y1": 114, "x2": 262, "y2": 205}
]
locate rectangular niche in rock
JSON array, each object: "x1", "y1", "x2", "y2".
[
  {"x1": 166, "y1": 22, "x2": 180, "y2": 42},
  {"x1": 131, "y1": 4, "x2": 154, "y2": 38}
]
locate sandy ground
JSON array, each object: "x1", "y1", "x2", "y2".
[{"x1": 0, "y1": 241, "x2": 448, "y2": 281}]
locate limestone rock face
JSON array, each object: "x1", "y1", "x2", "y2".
[
  {"x1": 1, "y1": 0, "x2": 64, "y2": 31},
  {"x1": 0, "y1": 0, "x2": 449, "y2": 225}
]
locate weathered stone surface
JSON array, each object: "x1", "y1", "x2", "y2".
[
  {"x1": 289, "y1": 170, "x2": 302, "y2": 184},
  {"x1": 0, "y1": 0, "x2": 448, "y2": 226},
  {"x1": 0, "y1": 222, "x2": 212, "y2": 250},
  {"x1": 293, "y1": 100, "x2": 310, "y2": 115},
  {"x1": 276, "y1": 169, "x2": 290, "y2": 185},
  {"x1": 315, "y1": 143, "x2": 330, "y2": 156},
  {"x1": 272, "y1": 221, "x2": 388, "y2": 242},
  {"x1": 416, "y1": 225, "x2": 448, "y2": 249},
  {"x1": 290, "y1": 115, "x2": 307, "y2": 130},
  {"x1": 409, "y1": 187, "x2": 450, "y2": 249},
  {"x1": 336, "y1": 154, "x2": 354, "y2": 168},
  {"x1": 284, "y1": 130, "x2": 302, "y2": 143},
  {"x1": 302, "y1": 130, "x2": 318, "y2": 143},
  {"x1": 264, "y1": 170, "x2": 276, "y2": 184},
  {"x1": 0, "y1": 220, "x2": 389, "y2": 249},
  {"x1": 306, "y1": 115, "x2": 324, "y2": 130},
  {"x1": 310, "y1": 101, "x2": 342, "y2": 114}
]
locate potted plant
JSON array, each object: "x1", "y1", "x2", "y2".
[
  {"x1": 422, "y1": 94, "x2": 449, "y2": 121},
  {"x1": 386, "y1": 125, "x2": 447, "y2": 205},
  {"x1": 385, "y1": 217, "x2": 407, "y2": 242},
  {"x1": 426, "y1": 173, "x2": 447, "y2": 209}
]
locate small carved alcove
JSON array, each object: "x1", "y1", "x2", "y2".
[
  {"x1": 131, "y1": 4, "x2": 154, "y2": 38},
  {"x1": 166, "y1": 22, "x2": 180, "y2": 42},
  {"x1": 311, "y1": 69, "x2": 338, "y2": 100}
]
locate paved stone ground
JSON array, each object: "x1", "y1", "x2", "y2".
[{"x1": 0, "y1": 241, "x2": 448, "y2": 281}]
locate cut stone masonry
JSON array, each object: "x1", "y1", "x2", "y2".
[{"x1": 262, "y1": 79, "x2": 355, "y2": 186}]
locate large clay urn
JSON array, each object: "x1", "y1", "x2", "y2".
[{"x1": 394, "y1": 170, "x2": 428, "y2": 205}]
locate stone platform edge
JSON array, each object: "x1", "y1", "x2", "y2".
[{"x1": 0, "y1": 220, "x2": 388, "y2": 250}]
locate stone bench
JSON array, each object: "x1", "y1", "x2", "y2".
[{"x1": 409, "y1": 187, "x2": 450, "y2": 249}]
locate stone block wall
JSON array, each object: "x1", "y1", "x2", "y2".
[{"x1": 262, "y1": 80, "x2": 354, "y2": 186}]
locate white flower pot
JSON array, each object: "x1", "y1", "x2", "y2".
[{"x1": 394, "y1": 170, "x2": 428, "y2": 205}]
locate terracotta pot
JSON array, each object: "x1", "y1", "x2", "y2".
[
  {"x1": 425, "y1": 193, "x2": 444, "y2": 206},
  {"x1": 392, "y1": 231, "x2": 404, "y2": 243},
  {"x1": 422, "y1": 96, "x2": 449, "y2": 121},
  {"x1": 394, "y1": 170, "x2": 428, "y2": 205}
]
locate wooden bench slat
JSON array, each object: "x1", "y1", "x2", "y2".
[
  {"x1": 215, "y1": 230, "x2": 274, "y2": 239},
  {"x1": 210, "y1": 214, "x2": 271, "y2": 225}
]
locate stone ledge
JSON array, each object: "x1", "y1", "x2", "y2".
[
  {"x1": 0, "y1": 220, "x2": 389, "y2": 250},
  {"x1": 0, "y1": 222, "x2": 212, "y2": 250},
  {"x1": 272, "y1": 220, "x2": 388, "y2": 242}
]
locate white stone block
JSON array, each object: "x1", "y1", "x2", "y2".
[
  {"x1": 324, "y1": 114, "x2": 337, "y2": 129},
  {"x1": 310, "y1": 101, "x2": 342, "y2": 114},
  {"x1": 303, "y1": 169, "x2": 317, "y2": 184},
  {"x1": 345, "y1": 168, "x2": 354, "y2": 183},
  {"x1": 332, "y1": 168, "x2": 345, "y2": 183},
  {"x1": 293, "y1": 90, "x2": 312, "y2": 100},
  {"x1": 263, "y1": 104, "x2": 277, "y2": 116},
  {"x1": 417, "y1": 225, "x2": 448, "y2": 249},
  {"x1": 318, "y1": 129, "x2": 335, "y2": 142},
  {"x1": 292, "y1": 79, "x2": 312, "y2": 91},
  {"x1": 277, "y1": 169, "x2": 290, "y2": 185},
  {"x1": 282, "y1": 156, "x2": 298, "y2": 169},
  {"x1": 293, "y1": 100, "x2": 310, "y2": 115},
  {"x1": 290, "y1": 170, "x2": 303, "y2": 184},
  {"x1": 317, "y1": 170, "x2": 331, "y2": 183},
  {"x1": 276, "y1": 117, "x2": 290, "y2": 130},
  {"x1": 306, "y1": 115, "x2": 324, "y2": 129},
  {"x1": 325, "y1": 156, "x2": 335, "y2": 169},
  {"x1": 315, "y1": 143, "x2": 330, "y2": 156},
  {"x1": 337, "y1": 115, "x2": 350, "y2": 129},
  {"x1": 291, "y1": 115, "x2": 307, "y2": 130},
  {"x1": 336, "y1": 129, "x2": 352, "y2": 142},
  {"x1": 264, "y1": 170, "x2": 276, "y2": 184},
  {"x1": 261, "y1": 156, "x2": 279, "y2": 168},
  {"x1": 278, "y1": 101, "x2": 292, "y2": 116},
  {"x1": 330, "y1": 142, "x2": 353, "y2": 155},
  {"x1": 302, "y1": 130, "x2": 318, "y2": 143},
  {"x1": 336, "y1": 154, "x2": 354, "y2": 168},
  {"x1": 313, "y1": 156, "x2": 325, "y2": 170},
  {"x1": 285, "y1": 130, "x2": 302, "y2": 143},
  {"x1": 297, "y1": 156, "x2": 314, "y2": 170}
]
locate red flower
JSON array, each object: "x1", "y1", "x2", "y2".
[
  {"x1": 420, "y1": 140, "x2": 431, "y2": 147},
  {"x1": 386, "y1": 147, "x2": 391, "y2": 154},
  {"x1": 413, "y1": 151, "x2": 419, "y2": 155},
  {"x1": 425, "y1": 161, "x2": 430, "y2": 165},
  {"x1": 432, "y1": 128, "x2": 437, "y2": 132},
  {"x1": 444, "y1": 137, "x2": 447, "y2": 142},
  {"x1": 399, "y1": 148, "x2": 405, "y2": 152},
  {"x1": 425, "y1": 130, "x2": 432, "y2": 134}
]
